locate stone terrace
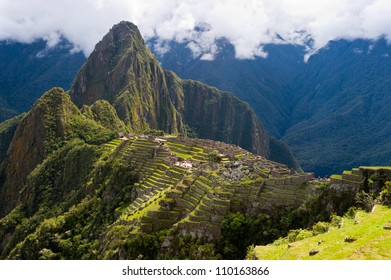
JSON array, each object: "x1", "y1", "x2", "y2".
[{"x1": 104, "y1": 135, "x2": 315, "y2": 239}]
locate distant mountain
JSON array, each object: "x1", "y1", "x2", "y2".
[
  {"x1": 156, "y1": 38, "x2": 391, "y2": 176},
  {"x1": 155, "y1": 40, "x2": 306, "y2": 137},
  {"x1": 0, "y1": 39, "x2": 85, "y2": 122},
  {"x1": 283, "y1": 39, "x2": 391, "y2": 176}
]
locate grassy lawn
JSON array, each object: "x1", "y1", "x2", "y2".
[{"x1": 254, "y1": 204, "x2": 391, "y2": 260}]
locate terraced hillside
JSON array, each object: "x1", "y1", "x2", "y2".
[
  {"x1": 252, "y1": 204, "x2": 391, "y2": 260},
  {"x1": 330, "y1": 166, "x2": 391, "y2": 193},
  {"x1": 100, "y1": 135, "x2": 315, "y2": 244}
]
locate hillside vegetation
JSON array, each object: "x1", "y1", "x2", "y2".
[
  {"x1": 252, "y1": 205, "x2": 391, "y2": 260},
  {"x1": 0, "y1": 88, "x2": 317, "y2": 259},
  {"x1": 250, "y1": 166, "x2": 391, "y2": 260}
]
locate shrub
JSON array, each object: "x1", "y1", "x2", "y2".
[
  {"x1": 295, "y1": 229, "x2": 313, "y2": 241},
  {"x1": 330, "y1": 214, "x2": 342, "y2": 227},
  {"x1": 312, "y1": 221, "x2": 329, "y2": 235},
  {"x1": 355, "y1": 191, "x2": 374, "y2": 212},
  {"x1": 379, "y1": 181, "x2": 391, "y2": 206},
  {"x1": 344, "y1": 207, "x2": 358, "y2": 219},
  {"x1": 208, "y1": 150, "x2": 222, "y2": 163}
]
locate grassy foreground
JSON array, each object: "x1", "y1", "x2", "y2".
[{"x1": 254, "y1": 204, "x2": 391, "y2": 260}]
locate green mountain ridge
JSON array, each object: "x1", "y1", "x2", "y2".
[
  {"x1": 0, "y1": 88, "x2": 116, "y2": 215},
  {"x1": 68, "y1": 21, "x2": 295, "y2": 166}
]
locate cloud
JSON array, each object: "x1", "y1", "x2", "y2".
[{"x1": 1, "y1": 0, "x2": 391, "y2": 59}]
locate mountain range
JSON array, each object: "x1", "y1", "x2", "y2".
[
  {"x1": 2, "y1": 30, "x2": 391, "y2": 176},
  {"x1": 157, "y1": 38, "x2": 391, "y2": 176},
  {"x1": 0, "y1": 21, "x2": 391, "y2": 260},
  {"x1": 0, "y1": 39, "x2": 85, "y2": 122}
]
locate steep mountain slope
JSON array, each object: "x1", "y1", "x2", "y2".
[
  {"x1": 0, "y1": 87, "x2": 118, "y2": 216},
  {"x1": 156, "y1": 41, "x2": 306, "y2": 137},
  {"x1": 283, "y1": 39, "x2": 391, "y2": 176},
  {"x1": 0, "y1": 40, "x2": 85, "y2": 121},
  {"x1": 0, "y1": 114, "x2": 25, "y2": 164},
  {"x1": 0, "y1": 87, "x2": 315, "y2": 258},
  {"x1": 69, "y1": 21, "x2": 297, "y2": 167}
]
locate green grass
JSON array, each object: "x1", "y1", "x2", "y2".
[
  {"x1": 254, "y1": 205, "x2": 391, "y2": 260},
  {"x1": 330, "y1": 174, "x2": 342, "y2": 180},
  {"x1": 103, "y1": 139, "x2": 123, "y2": 148},
  {"x1": 171, "y1": 151, "x2": 193, "y2": 160},
  {"x1": 359, "y1": 166, "x2": 391, "y2": 170}
]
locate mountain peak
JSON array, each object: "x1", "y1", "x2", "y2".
[
  {"x1": 110, "y1": 21, "x2": 140, "y2": 36},
  {"x1": 68, "y1": 21, "x2": 298, "y2": 166},
  {"x1": 101, "y1": 21, "x2": 144, "y2": 56},
  {"x1": 69, "y1": 21, "x2": 150, "y2": 107}
]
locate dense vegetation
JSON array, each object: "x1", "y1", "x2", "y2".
[{"x1": 0, "y1": 88, "x2": 390, "y2": 260}]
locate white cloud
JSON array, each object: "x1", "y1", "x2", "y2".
[{"x1": 1, "y1": 0, "x2": 391, "y2": 59}]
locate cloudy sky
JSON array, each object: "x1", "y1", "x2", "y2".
[{"x1": 1, "y1": 0, "x2": 391, "y2": 59}]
